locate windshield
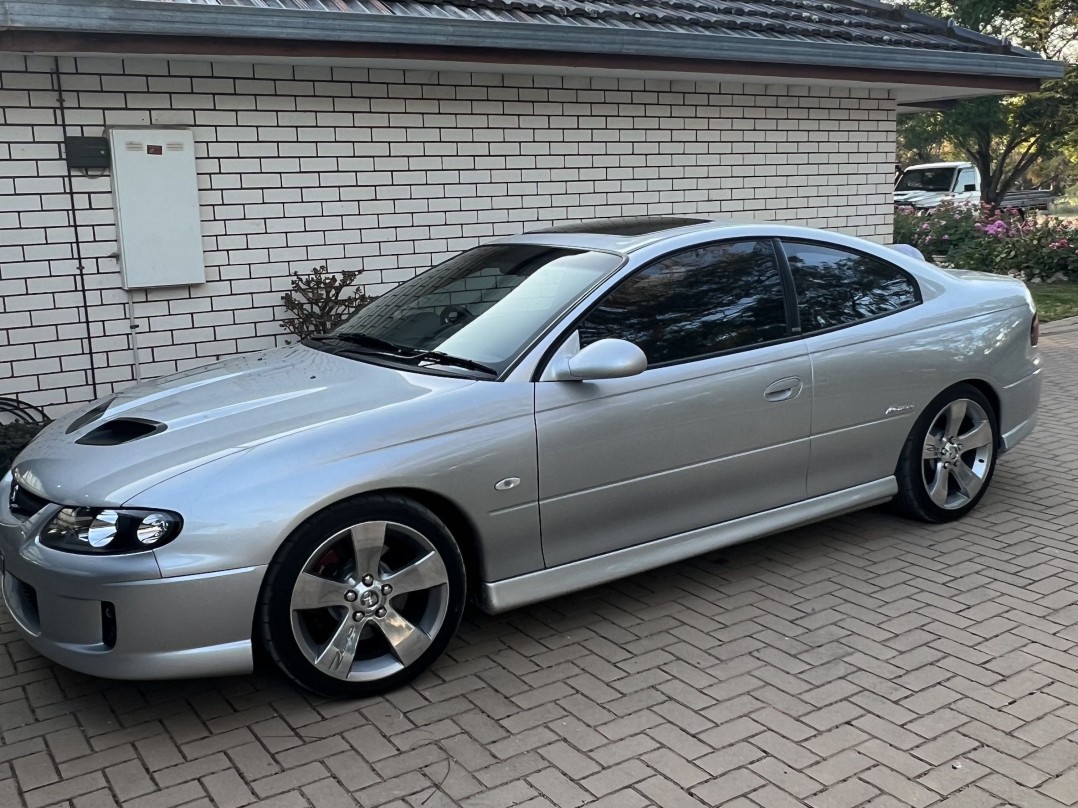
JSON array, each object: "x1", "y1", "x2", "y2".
[
  {"x1": 321, "y1": 244, "x2": 623, "y2": 376},
  {"x1": 896, "y1": 167, "x2": 957, "y2": 193}
]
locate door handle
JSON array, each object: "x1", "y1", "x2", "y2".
[{"x1": 764, "y1": 376, "x2": 803, "y2": 402}]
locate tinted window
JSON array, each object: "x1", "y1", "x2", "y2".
[
  {"x1": 578, "y1": 240, "x2": 788, "y2": 366},
  {"x1": 782, "y1": 242, "x2": 919, "y2": 333}
]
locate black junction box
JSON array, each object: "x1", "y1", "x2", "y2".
[{"x1": 65, "y1": 136, "x2": 111, "y2": 169}]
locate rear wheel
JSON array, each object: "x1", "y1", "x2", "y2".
[
  {"x1": 894, "y1": 383, "x2": 998, "y2": 522},
  {"x1": 258, "y1": 494, "x2": 466, "y2": 697}
]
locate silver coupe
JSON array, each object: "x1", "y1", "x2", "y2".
[{"x1": 1, "y1": 217, "x2": 1041, "y2": 696}]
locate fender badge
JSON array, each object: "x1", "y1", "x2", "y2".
[
  {"x1": 495, "y1": 477, "x2": 521, "y2": 491},
  {"x1": 885, "y1": 404, "x2": 915, "y2": 415}
]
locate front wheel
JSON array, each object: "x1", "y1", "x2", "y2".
[
  {"x1": 893, "y1": 383, "x2": 999, "y2": 523},
  {"x1": 257, "y1": 494, "x2": 466, "y2": 697}
]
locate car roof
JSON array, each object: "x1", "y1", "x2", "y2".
[
  {"x1": 491, "y1": 218, "x2": 954, "y2": 287},
  {"x1": 494, "y1": 216, "x2": 754, "y2": 253},
  {"x1": 904, "y1": 162, "x2": 972, "y2": 170}
]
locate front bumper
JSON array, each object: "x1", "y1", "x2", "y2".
[{"x1": 1, "y1": 474, "x2": 264, "y2": 680}]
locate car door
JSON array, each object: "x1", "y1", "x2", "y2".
[
  {"x1": 779, "y1": 239, "x2": 924, "y2": 497},
  {"x1": 955, "y1": 166, "x2": 979, "y2": 205},
  {"x1": 534, "y1": 238, "x2": 813, "y2": 568}
]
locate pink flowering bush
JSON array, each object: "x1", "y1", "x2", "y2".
[
  {"x1": 894, "y1": 203, "x2": 1078, "y2": 282},
  {"x1": 893, "y1": 202, "x2": 979, "y2": 259}
]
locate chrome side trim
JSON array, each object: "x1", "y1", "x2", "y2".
[{"x1": 478, "y1": 478, "x2": 898, "y2": 613}]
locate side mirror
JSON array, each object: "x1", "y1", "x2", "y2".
[
  {"x1": 963, "y1": 183, "x2": 977, "y2": 192},
  {"x1": 549, "y1": 338, "x2": 647, "y2": 382}
]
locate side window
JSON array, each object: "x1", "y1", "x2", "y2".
[
  {"x1": 957, "y1": 168, "x2": 977, "y2": 192},
  {"x1": 577, "y1": 240, "x2": 788, "y2": 366},
  {"x1": 782, "y1": 241, "x2": 920, "y2": 333}
]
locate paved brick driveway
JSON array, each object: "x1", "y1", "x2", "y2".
[{"x1": 3, "y1": 322, "x2": 1078, "y2": 808}]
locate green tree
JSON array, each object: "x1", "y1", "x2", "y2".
[
  {"x1": 899, "y1": 0, "x2": 1078, "y2": 205},
  {"x1": 896, "y1": 113, "x2": 956, "y2": 165}
]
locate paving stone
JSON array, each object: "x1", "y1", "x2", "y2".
[
  {"x1": 579, "y1": 760, "x2": 651, "y2": 798},
  {"x1": 249, "y1": 761, "x2": 328, "y2": 799},
  {"x1": 1027, "y1": 739, "x2": 1078, "y2": 777},
  {"x1": 461, "y1": 780, "x2": 539, "y2": 808},
  {"x1": 23, "y1": 771, "x2": 107, "y2": 808},
  {"x1": 1041, "y1": 768, "x2": 1078, "y2": 806},
  {"x1": 526, "y1": 767, "x2": 591, "y2": 808},
  {"x1": 748, "y1": 755, "x2": 820, "y2": 798},
  {"x1": 860, "y1": 764, "x2": 937, "y2": 808},
  {"x1": 917, "y1": 760, "x2": 991, "y2": 797},
  {"x1": 201, "y1": 769, "x2": 257, "y2": 808},
  {"x1": 636, "y1": 775, "x2": 708, "y2": 808},
  {"x1": 640, "y1": 748, "x2": 709, "y2": 788},
  {"x1": 690, "y1": 768, "x2": 766, "y2": 805},
  {"x1": 473, "y1": 750, "x2": 547, "y2": 788},
  {"x1": 13, "y1": 750, "x2": 59, "y2": 792},
  {"x1": 805, "y1": 748, "x2": 874, "y2": 786},
  {"x1": 969, "y1": 747, "x2": 1051, "y2": 788},
  {"x1": 4, "y1": 324, "x2": 1078, "y2": 808},
  {"x1": 696, "y1": 741, "x2": 766, "y2": 778},
  {"x1": 299, "y1": 778, "x2": 358, "y2": 808},
  {"x1": 805, "y1": 777, "x2": 879, "y2": 808},
  {"x1": 104, "y1": 759, "x2": 156, "y2": 801}
]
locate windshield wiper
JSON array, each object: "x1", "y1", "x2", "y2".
[
  {"x1": 309, "y1": 334, "x2": 497, "y2": 376},
  {"x1": 307, "y1": 333, "x2": 411, "y2": 354},
  {"x1": 410, "y1": 350, "x2": 498, "y2": 376}
]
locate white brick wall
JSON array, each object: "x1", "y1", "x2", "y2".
[{"x1": 0, "y1": 54, "x2": 896, "y2": 413}]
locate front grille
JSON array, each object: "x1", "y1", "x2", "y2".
[{"x1": 9, "y1": 480, "x2": 48, "y2": 519}]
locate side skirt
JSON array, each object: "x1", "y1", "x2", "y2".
[{"x1": 478, "y1": 477, "x2": 898, "y2": 613}]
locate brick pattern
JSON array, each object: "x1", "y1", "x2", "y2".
[
  {"x1": 0, "y1": 53, "x2": 896, "y2": 411},
  {"x1": 0, "y1": 321, "x2": 1074, "y2": 806}
]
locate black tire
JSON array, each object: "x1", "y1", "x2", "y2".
[
  {"x1": 893, "y1": 383, "x2": 999, "y2": 523},
  {"x1": 257, "y1": 493, "x2": 466, "y2": 697}
]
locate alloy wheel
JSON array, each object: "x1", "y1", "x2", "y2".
[
  {"x1": 920, "y1": 397, "x2": 995, "y2": 511},
  {"x1": 288, "y1": 520, "x2": 450, "y2": 682}
]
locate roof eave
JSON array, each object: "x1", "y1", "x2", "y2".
[{"x1": 0, "y1": 0, "x2": 1065, "y2": 84}]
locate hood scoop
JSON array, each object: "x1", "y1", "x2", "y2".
[
  {"x1": 66, "y1": 396, "x2": 116, "y2": 433},
  {"x1": 76, "y1": 418, "x2": 166, "y2": 446}
]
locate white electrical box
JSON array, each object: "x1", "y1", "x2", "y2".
[{"x1": 110, "y1": 128, "x2": 206, "y2": 289}]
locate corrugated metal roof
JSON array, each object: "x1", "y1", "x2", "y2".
[{"x1": 137, "y1": 0, "x2": 1020, "y2": 56}]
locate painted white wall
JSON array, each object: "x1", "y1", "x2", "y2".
[{"x1": 0, "y1": 54, "x2": 896, "y2": 413}]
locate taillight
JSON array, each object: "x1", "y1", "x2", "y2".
[{"x1": 1031, "y1": 312, "x2": 1040, "y2": 346}]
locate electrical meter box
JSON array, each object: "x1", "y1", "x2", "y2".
[{"x1": 109, "y1": 128, "x2": 206, "y2": 289}]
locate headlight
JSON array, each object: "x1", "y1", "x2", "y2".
[{"x1": 40, "y1": 507, "x2": 182, "y2": 554}]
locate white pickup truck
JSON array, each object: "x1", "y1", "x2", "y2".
[{"x1": 895, "y1": 161, "x2": 1053, "y2": 212}]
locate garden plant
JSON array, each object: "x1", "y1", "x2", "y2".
[{"x1": 895, "y1": 202, "x2": 1078, "y2": 283}]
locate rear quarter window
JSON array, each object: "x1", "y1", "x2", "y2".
[{"x1": 781, "y1": 241, "x2": 921, "y2": 334}]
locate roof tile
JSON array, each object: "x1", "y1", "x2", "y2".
[{"x1": 148, "y1": 0, "x2": 1020, "y2": 55}]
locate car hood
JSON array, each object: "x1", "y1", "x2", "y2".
[{"x1": 12, "y1": 345, "x2": 474, "y2": 507}]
